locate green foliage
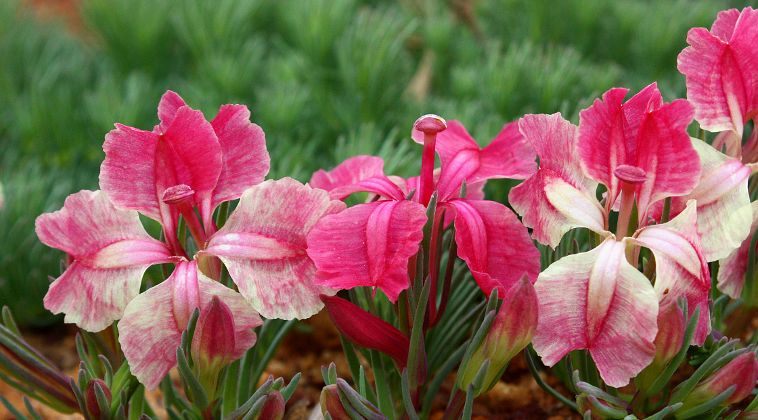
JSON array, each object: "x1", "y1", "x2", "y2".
[{"x1": 0, "y1": 0, "x2": 745, "y2": 324}]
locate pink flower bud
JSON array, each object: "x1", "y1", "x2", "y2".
[
  {"x1": 320, "y1": 384, "x2": 350, "y2": 420},
  {"x1": 85, "y1": 379, "x2": 112, "y2": 419},
  {"x1": 684, "y1": 351, "x2": 758, "y2": 410},
  {"x1": 653, "y1": 302, "x2": 687, "y2": 366},
  {"x1": 258, "y1": 391, "x2": 285, "y2": 420},
  {"x1": 191, "y1": 296, "x2": 236, "y2": 392},
  {"x1": 458, "y1": 277, "x2": 538, "y2": 395}
]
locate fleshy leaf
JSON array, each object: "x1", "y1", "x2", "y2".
[
  {"x1": 307, "y1": 200, "x2": 427, "y2": 302},
  {"x1": 509, "y1": 113, "x2": 603, "y2": 248},
  {"x1": 446, "y1": 199, "x2": 540, "y2": 295},
  {"x1": 533, "y1": 238, "x2": 658, "y2": 387},
  {"x1": 119, "y1": 261, "x2": 260, "y2": 389},
  {"x1": 631, "y1": 201, "x2": 711, "y2": 344},
  {"x1": 205, "y1": 178, "x2": 344, "y2": 320},
  {"x1": 717, "y1": 201, "x2": 758, "y2": 298},
  {"x1": 321, "y1": 295, "x2": 410, "y2": 368},
  {"x1": 677, "y1": 7, "x2": 758, "y2": 137},
  {"x1": 35, "y1": 190, "x2": 175, "y2": 331}
]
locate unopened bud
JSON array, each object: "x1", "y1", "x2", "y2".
[
  {"x1": 85, "y1": 379, "x2": 112, "y2": 419},
  {"x1": 682, "y1": 351, "x2": 758, "y2": 411},
  {"x1": 320, "y1": 384, "x2": 350, "y2": 420},
  {"x1": 258, "y1": 391, "x2": 285, "y2": 420},
  {"x1": 458, "y1": 277, "x2": 538, "y2": 395},
  {"x1": 191, "y1": 296, "x2": 236, "y2": 395}
]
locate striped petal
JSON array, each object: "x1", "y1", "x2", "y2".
[
  {"x1": 533, "y1": 238, "x2": 658, "y2": 387},
  {"x1": 35, "y1": 190, "x2": 175, "y2": 331},
  {"x1": 205, "y1": 178, "x2": 344, "y2": 319},
  {"x1": 307, "y1": 200, "x2": 427, "y2": 302},
  {"x1": 446, "y1": 199, "x2": 540, "y2": 295},
  {"x1": 717, "y1": 201, "x2": 758, "y2": 298},
  {"x1": 631, "y1": 201, "x2": 711, "y2": 344},
  {"x1": 678, "y1": 7, "x2": 758, "y2": 138},
  {"x1": 309, "y1": 156, "x2": 386, "y2": 200},
  {"x1": 509, "y1": 113, "x2": 603, "y2": 248},
  {"x1": 119, "y1": 261, "x2": 261, "y2": 389}
]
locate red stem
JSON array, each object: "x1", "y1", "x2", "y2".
[{"x1": 419, "y1": 132, "x2": 436, "y2": 206}]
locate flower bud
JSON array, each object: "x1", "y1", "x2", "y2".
[
  {"x1": 320, "y1": 384, "x2": 350, "y2": 420},
  {"x1": 654, "y1": 302, "x2": 687, "y2": 366},
  {"x1": 682, "y1": 351, "x2": 758, "y2": 410},
  {"x1": 85, "y1": 379, "x2": 112, "y2": 419},
  {"x1": 258, "y1": 391, "x2": 285, "y2": 420},
  {"x1": 191, "y1": 296, "x2": 236, "y2": 395},
  {"x1": 458, "y1": 277, "x2": 538, "y2": 395}
]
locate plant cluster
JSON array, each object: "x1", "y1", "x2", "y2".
[{"x1": 2, "y1": 3, "x2": 758, "y2": 420}]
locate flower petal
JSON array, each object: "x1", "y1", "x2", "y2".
[
  {"x1": 434, "y1": 121, "x2": 536, "y2": 200},
  {"x1": 533, "y1": 238, "x2": 658, "y2": 387},
  {"x1": 157, "y1": 90, "x2": 188, "y2": 133},
  {"x1": 447, "y1": 199, "x2": 540, "y2": 295},
  {"x1": 309, "y1": 156, "x2": 386, "y2": 199},
  {"x1": 210, "y1": 104, "x2": 270, "y2": 210},
  {"x1": 717, "y1": 201, "x2": 758, "y2": 298},
  {"x1": 509, "y1": 113, "x2": 602, "y2": 247},
  {"x1": 35, "y1": 190, "x2": 174, "y2": 331},
  {"x1": 307, "y1": 200, "x2": 427, "y2": 302},
  {"x1": 678, "y1": 7, "x2": 758, "y2": 136},
  {"x1": 631, "y1": 201, "x2": 711, "y2": 344},
  {"x1": 328, "y1": 175, "x2": 407, "y2": 202},
  {"x1": 321, "y1": 295, "x2": 409, "y2": 368},
  {"x1": 578, "y1": 84, "x2": 699, "y2": 217},
  {"x1": 100, "y1": 106, "x2": 223, "y2": 229},
  {"x1": 206, "y1": 178, "x2": 345, "y2": 319},
  {"x1": 119, "y1": 261, "x2": 260, "y2": 389},
  {"x1": 657, "y1": 138, "x2": 752, "y2": 261}
]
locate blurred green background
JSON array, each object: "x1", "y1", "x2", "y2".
[{"x1": 0, "y1": 0, "x2": 752, "y2": 326}]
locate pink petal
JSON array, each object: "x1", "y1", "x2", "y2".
[
  {"x1": 119, "y1": 261, "x2": 260, "y2": 389},
  {"x1": 533, "y1": 238, "x2": 658, "y2": 387},
  {"x1": 657, "y1": 138, "x2": 752, "y2": 261},
  {"x1": 717, "y1": 201, "x2": 758, "y2": 298},
  {"x1": 578, "y1": 84, "x2": 699, "y2": 218},
  {"x1": 509, "y1": 113, "x2": 603, "y2": 248},
  {"x1": 35, "y1": 190, "x2": 175, "y2": 331},
  {"x1": 307, "y1": 200, "x2": 427, "y2": 302},
  {"x1": 677, "y1": 7, "x2": 758, "y2": 136},
  {"x1": 210, "y1": 104, "x2": 270, "y2": 211},
  {"x1": 100, "y1": 106, "x2": 223, "y2": 231},
  {"x1": 434, "y1": 121, "x2": 536, "y2": 200},
  {"x1": 205, "y1": 178, "x2": 345, "y2": 319},
  {"x1": 446, "y1": 199, "x2": 540, "y2": 296},
  {"x1": 309, "y1": 156, "x2": 385, "y2": 199},
  {"x1": 328, "y1": 175, "x2": 407, "y2": 202},
  {"x1": 321, "y1": 295, "x2": 410, "y2": 368},
  {"x1": 631, "y1": 201, "x2": 711, "y2": 344},
  {"x1": 157, "y1": 90, "x2": 188, "y2": 133}
]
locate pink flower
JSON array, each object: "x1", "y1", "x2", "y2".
[
  {"x1": 118, "y1": 261, "x2": 261, "y2": 389},
  {"x1": 510, "y1": 86, "x2": 712, "y2": 387},
  {"x1": 678, "y1": 7, "x2": 758, "y2": 159},
  {"x1": 100, "y1": 91, "x2": 269, "y2": 254},
  {"x1": 717, "y1": 201, "x2": 758, "y2": 300},
  {"x1": 306, "y1": 115, "x2": 540, "y2": 301},
  {"x1": 35, "y1": 190, "x2": 179, "y2": 331},
  {"x1": 682, "y1": 351, "x2": 758, "y2": 409}
]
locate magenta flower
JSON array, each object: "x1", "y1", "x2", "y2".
[
  {"x1": 678, "y1": 7, "x2": 758, "y2": 160},
  {"x1": 511, "y1": 85, "x2": 713, "y2": 386},
  {"x1": 99, "y1": 91, "x2": 269, "y2": 254},
  {"x1": 306, "y1": 115, "x2": 540, "y2": 302}
]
